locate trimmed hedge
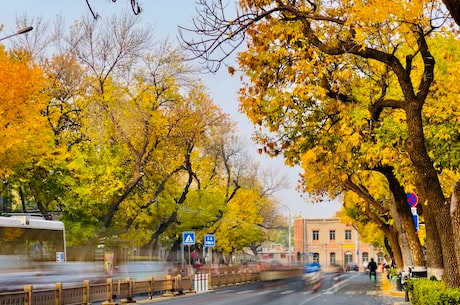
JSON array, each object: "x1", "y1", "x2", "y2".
[{"x1": 408, "y1": 279, "x2": 460, "y2": 305}]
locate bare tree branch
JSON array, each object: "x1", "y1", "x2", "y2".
[{"x1": 85, "y1": 0, "x2": 142, "y2": 19}]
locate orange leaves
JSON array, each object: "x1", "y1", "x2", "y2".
[
  {"x1": 348, "y1": 0, "x2": 426, "y2": 23},
  {"x1": 0, "y1": 49, "x2": 49, "y2": 174},
  {"x1": 227, "y1": 65, "x2": 236, "y2": 76}
]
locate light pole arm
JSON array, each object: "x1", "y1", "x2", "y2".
[{"x1": 0, "y1": 26, "x2": 33, "y2": 42}]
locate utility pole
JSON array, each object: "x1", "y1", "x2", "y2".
[{"x1": 279, "y1": 203, "x2": 292, "y2": 266}]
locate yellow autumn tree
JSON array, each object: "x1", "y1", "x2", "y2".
[
  {"x1": 181, "y1": 0, "x2": 460, "y2": 287},
  {"x1": 0, "y1": 48, "x2": 50, "y2": 176}
]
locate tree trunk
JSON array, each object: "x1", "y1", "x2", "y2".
[
  {"x1": 450, "y1": 180, "x2": 460, "y2": 279},
  {"x1": 386, "y1": 227, "x2": 404, "y2": 270},
  {"x1": 167, "y1": 238, "x2": 183, "y2": 263},
  {"x1": 389, "y1": 200, "x2": 413, "y2": 269},
  {"x1": 405, "y1": 105, "x2": 459, "y2": 287},
  {"x1": 382, "y1": 167, "x2": 425, "y2": 269},
  {"x1": 413, "y1": 179, "x2": 443, "y2": 279},
  {"x1": 398, "y1": 203, "x2": 425, "y2": 268},
  {"x1": 441, "y1": 0, "x2": 460, "y2": 27},
  {"x1": 420, "y1": 200, "x2": 444, "y2": 279}
]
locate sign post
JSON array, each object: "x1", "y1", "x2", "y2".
[
  {"x1": 183, "y1": 231, "x2": 195, "y2": 274},
  {"x1": 204, "y1": 234, "x2": 215, "y2": 273}
]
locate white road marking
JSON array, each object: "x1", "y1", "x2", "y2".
[{"x1": 280, "y1": 290, "x2": 295, "y2": 295}]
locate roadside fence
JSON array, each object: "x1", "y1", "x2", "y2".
[{"x1": 0, "y1": 268, "x2": 302, "y2": 305}]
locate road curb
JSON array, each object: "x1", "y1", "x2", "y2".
[{"x1": 379, "y1": 274, "x2": 411, "y2": 304}]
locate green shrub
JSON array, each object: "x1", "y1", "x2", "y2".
[{"x1": 409, "y1": 279, "x2": 460, "y2": 305}]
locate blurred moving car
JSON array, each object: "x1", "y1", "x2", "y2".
[
  {"x1": 330, "y1": 263, "x2": 343, "y2": 285},
  {"x1": 345, "y1": 262, "x2": 359, "y2": 272},
  {"x1": 115, "y1": 261, "x2": 168, "y2": 280},
  {"x1": 0, "y1": 260, "x2": 107, "y2": 291}
]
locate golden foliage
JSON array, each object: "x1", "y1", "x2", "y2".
[{"x1": 0, "y1": 49, "x2": 50, "y2": 175}]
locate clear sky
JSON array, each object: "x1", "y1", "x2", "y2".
[{"x1": 0, "y1": 0, "x2": 341, "y2": 218}]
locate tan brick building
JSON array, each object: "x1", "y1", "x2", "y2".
[{"x1": 293, "y1": 218, "x2": 384, "y2": 271}]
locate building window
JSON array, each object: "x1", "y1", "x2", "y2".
[
  {"x1": 313, "y1": 252, "x2": 320, "y2": 263},
  {"x1": 344, "y1": 252, "x2": 353, "y2": 265},
  {"x1": 345, "y1": 230, "x2": 352, "y2": 240},
  {"x1": 313, "y1": 230, "x2": 319, "y2": 240},
  {"x1": 329, "y1": 230, "x2": 335, "y2": 240},
  {"x1": 330, "y1": 252, "x2": 336, "y2": 264},
  {"x1": 362, "y1": 252, "x2": 369, "y2": 263}
]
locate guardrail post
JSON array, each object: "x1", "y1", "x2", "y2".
[
  {"x1": 126, "y1": 279, "x2": 134, "y2": 303},
  {"x1": 55, "y1": 283, "x2": 62, "y2": 305},
  {"x1": 147, "y1": 276, "x2": 154, "y2": 299},
  {"x1": 244, "y1": 271, "x2": 248, "y2": 283},
  {"x1": 163, "y1": 275, "x2": 174, "y2": 297},
  {"x1": 83, "y1": 280, "x2": 91, "y2": 305},
  {"x1": 208, "y1": 272, "x2": 213, "y2": 288},
  {"x1": 24, "y1": 285, "x2": 32, "y2": 305},
  {"x1": 176, "y1": 274, "x2": 183, "y2": 294},
  {"x1": 102, "y1": 278, "x2": 118, "y2": 305}
]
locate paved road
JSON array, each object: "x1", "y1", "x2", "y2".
[{"x1": 103, "y1": 272, "x2": 407, "y2": 305}]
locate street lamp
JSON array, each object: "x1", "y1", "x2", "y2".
[
  {"x1": 0, "y1": 26, "x2": 33, "y2": 42},
  {"x1": 279, "y1": 203, "x2": 292, "y2": 266}
]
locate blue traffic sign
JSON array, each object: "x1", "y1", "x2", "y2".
[
  {"x1": 413, "y1": 214, "x2": 419, "y2": 232},
  {"x1": 182, "y1": 231, "x2": 195, "y2": 245},
  {"x1": 204, "y1": 234, "x2": 215, "y2": 247}
]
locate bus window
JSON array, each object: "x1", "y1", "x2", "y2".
[{"x1": 0, "y1": 216, "x2": 66, "y2": 263}]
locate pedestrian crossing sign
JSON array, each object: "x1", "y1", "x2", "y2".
[{"x1": 183, "y1": 231, "x2": 195, "y2": 245}]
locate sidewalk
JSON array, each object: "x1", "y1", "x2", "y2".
[{"x1": 379, "y1": 274, "x2": 411, "y2": 305}]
